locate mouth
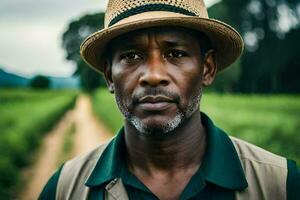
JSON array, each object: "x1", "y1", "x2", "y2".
[{"x1": 137, "y1": 95, "x2": 175, "y2": 111}]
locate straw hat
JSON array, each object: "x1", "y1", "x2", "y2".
[{"x1": 80, "y1": 0, "x2": 244, "y2": 73}]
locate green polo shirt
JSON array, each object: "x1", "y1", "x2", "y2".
[{"x1": 39, "y1": 113, "x2": 299, "y2": 200}]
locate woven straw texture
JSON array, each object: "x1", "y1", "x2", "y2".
[
  {"x1": 105, "y1": 0, "x2": 207, "y2": 27},
  {"x1": 80, "y1": 0, "x2": 244, "y2": 73}
]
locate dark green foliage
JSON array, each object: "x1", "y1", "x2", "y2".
[
  {"x1": 0, "y1": 89, "x2": 78, "y2": 199},
  {"x1": 29, "y1": 75, "x2": 50, "y2": 89},
  {"x1": 77, "y1": 59, "x2": 106, "y2": 91},
  {"x1": 0, "y1": 157, "x2": 18, "y2": 198},
  {"x1": 208, "y1": 0, "x2": 300, "y2": 93},
  {"x1": 62, "y1": 13, "x2": 106, "y2": 91},
  {"x1": 210, "y1": 58, "x2": 241, "y2": 92}
]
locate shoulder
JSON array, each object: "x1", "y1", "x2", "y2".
[
  {"x1": 63, "y1": 141, "x2": 110, "y2": 172},
  {"x1": 230, "y1": 136, "x2": 288, "y2": 200},
  {"x1": 230, "y1": 136, "x2": 300, "y2": 199},
  {"x1": 39, "y1": 141, "x2": 110, "y2": 199},
  {"x1": 55, "y1": 142, "x2": 110, "y2": 199},
  {"x1": 230, "y1": 136, "x2": 286, "y2": 169},
  {"x1": 58, "y1": 140, "x2": 110, "y2": 185}
]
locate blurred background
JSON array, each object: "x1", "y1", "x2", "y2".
[{"x1": 0, "y1": 0, "x2": 299, "y2": 199}]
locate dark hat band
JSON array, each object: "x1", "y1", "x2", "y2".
[{"x1": 108, "y1": 4, "x2": 197, "y2": 27}]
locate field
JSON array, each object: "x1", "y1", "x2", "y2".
[
  {"x1": 92, "y1": 89, "x2": 300, "y2": 164},
  {"x1": 92, "y1": 89, "x2": 124, "y2": 133},
  {"x1": 0, "y1": 89, "x2": 78, "y2": 198}
]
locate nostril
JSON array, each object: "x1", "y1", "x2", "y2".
[
  {"x1": 140, "y1": 80, "x2": 148, "y2": 87},
  {"x1": 160, "y1": 80, "x2": 169, "y2": 86}
]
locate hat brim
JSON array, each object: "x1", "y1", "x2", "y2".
[{"x1": 80, "y1": 17, "x2": 244, "y2": 73}]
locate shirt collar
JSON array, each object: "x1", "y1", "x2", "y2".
[
  {"x1": 85, "y1": 113, "x2": 248, "y2": 190},
  {"x1": 200, "y1": 113, "x2": 248, "y2": 190}
]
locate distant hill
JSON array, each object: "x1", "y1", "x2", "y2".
[
  {"x1": 0, "y1": 68, "x2": 30, "y2": 87},
  {"x1": 0, "y1": 68, "x2": 80, "y2": 89}
]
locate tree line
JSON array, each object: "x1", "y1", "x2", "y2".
[{"x1": 62, "y1": 0, "x2": 300, "y2": 93}]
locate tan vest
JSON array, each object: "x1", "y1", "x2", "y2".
[{"x1": 56, "y1": 137, "x2": 287, "y2": 200}]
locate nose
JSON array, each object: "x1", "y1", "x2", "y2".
[{"x1": 139, "y1": 53, "x2": 170, "y2": 87}]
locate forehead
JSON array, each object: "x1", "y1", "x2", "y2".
[{"x1": 109, "y1": 26, "x2": 200, "y2": 48}]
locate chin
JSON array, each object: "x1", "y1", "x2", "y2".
[{"x1": 129, "y1": 113, "x2": 184, "y2": 136}]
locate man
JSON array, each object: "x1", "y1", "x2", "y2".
[{"x1": 40, "y1": 0, "x2": 299, "y2": 199}]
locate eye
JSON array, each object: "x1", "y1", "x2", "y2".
[
  {"x1": 166, "y1": 50, "x2": 188, "y2": 58},
  {"x1": 120, "y1": 52, "x2": 143, "y2": 63}
]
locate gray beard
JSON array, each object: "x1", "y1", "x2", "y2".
[{"x1": 115, "y1": 88, "x2": 202, "y2": 136}]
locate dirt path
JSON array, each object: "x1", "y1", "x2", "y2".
[
  {"x1": 19, "y1": 110, "x2": 74, "y2": 200},
  {"x1": 72, "y1": 95, "x2": 113, "y2": 156},
  {"x1": 20, "y1": 95, "x2": 113, "y2": 200}
]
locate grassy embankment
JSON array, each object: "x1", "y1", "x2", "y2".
[
  {"x1": 92, "y1": 88, "x2": 300, "y2": 164},
  {"x1": 92, "y1": 89, "x2": 124, "y2": 134},
  {"x1": 57, "y1": 123, "x2": 76, "y2": 166},
  {"x1": 0, "y1": 89, "x2": 78, "y2": 198}
]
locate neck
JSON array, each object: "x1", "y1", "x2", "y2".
[{"x1": 124, "y1": 112, "x2": 207, "y2": 175}]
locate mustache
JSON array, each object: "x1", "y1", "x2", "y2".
[{"x1": 132, "y1": 88, "x2": 180, "y2": 104}]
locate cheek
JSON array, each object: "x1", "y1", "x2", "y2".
[
  {"x1": 112, "y1": 63, "x2": 139, "y2": 84},
  {"x1": 181, "y1": 78, "x2": 202, "y2": 102},
  {"x1": 185, "y1": 60, "x2": 203, "y2": 89},
  {"x1": 112, "y1": 66, "x2": 138, "y2": 105},
  {"x1": 174, "y1": 67, "x2": 203, "y2": 104}
]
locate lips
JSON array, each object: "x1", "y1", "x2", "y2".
[
  {"x1": 139, "y1": 95, "x2": 173, "y2": 103},
  {"x1": 137, "y1": 95, "x2": 175, "y2": 111}
]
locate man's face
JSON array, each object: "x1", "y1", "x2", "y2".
[{"x1": 104, "y1": 27, "x2": 216, "y2": 135}]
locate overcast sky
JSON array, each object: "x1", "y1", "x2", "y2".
[{"x1": 0, "y1": 0, "x2": 220, "y2": 77}]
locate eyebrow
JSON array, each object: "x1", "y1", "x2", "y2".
[
  {"x1": 112, "y1": 38, "x2": 190, "y2": 52},
  {"x1": 159, "y1": 40, "x2": 190, "y2": 47}
]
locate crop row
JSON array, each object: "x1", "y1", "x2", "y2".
[{"x1": 0, "y1": 89, "x2": 78, "y2": 198}]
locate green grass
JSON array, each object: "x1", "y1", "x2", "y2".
[
  {"x1": 0, "y1": 89, "x2": 78, "y2": 198},
  {"x1": 92, "y1": 88, "x2": 124, "y2": 133},
  {"x1": 201, "y1": 93, "x2": 300, "y2": 164},
  {"x1": 92, "y1": 89, "x2": 300, "y2": 165},
  {"x1": 58, "y1": 123, "x2": 76, "y2": 166}
]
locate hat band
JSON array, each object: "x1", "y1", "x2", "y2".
[{"x1": 108, "y1": 4, "x2": 197, "y2": 27}]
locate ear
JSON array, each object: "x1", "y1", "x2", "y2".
[
  {"x1": 202, "y1": 50, "x2": 217, "y2": 86},
  {"x1": 103, "y1": 60, "x2": 115, "y2": 93}
]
